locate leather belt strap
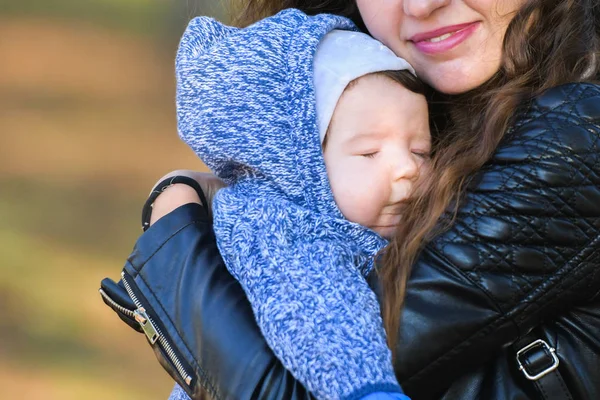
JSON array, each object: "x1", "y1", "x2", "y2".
[{"x1": 514, "y1": 334, "x2": 573, "y2": 400}]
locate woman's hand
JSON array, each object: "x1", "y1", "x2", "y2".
[{"x1": 148, "y1": 170, "x2": 226, "y2": 225}]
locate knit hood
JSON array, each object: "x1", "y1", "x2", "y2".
[
  {"x1": 176, "y1": 9, "x2": 356, "y2": 218},
  {"x1": 174, "y1": 13, "x2": 402, "y2": 396}
]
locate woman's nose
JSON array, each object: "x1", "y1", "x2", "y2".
[{"x1": 403, "y1": 0, "x2": 451, "y2": 19}]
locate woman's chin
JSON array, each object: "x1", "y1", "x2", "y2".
[
  {"x1": 420, "y1": 62, "x2": 500, "y2": 95},
  {"x1": 429, "y1": 74, "x2": 491, "y2": 95}
]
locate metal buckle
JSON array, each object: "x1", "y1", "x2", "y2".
[{"x1": 516, "y1": 339, "x2": 560, "y2": 380}]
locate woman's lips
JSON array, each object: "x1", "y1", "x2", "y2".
[{"x1": 410, "y1": 22, "x2": 480, "y2": 55}]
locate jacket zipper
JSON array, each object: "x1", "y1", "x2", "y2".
[
  {"x1": 120, "y1": 271, "x2": 193, "y2": 386},
  {"x1": 99, "y1": 288, "x2": 136, "y2": 319}
]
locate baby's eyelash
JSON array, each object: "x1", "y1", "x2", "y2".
[
  {"x1": 413, "y1": 151, "x2": 431, "y2": 159},
  {"x1": 361, "y1": 152, "x2": 378, "y2": 158}
]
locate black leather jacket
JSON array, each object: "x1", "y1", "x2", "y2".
[{"x1": 101, "y1": 83, "x2": 600, "y2": 400}]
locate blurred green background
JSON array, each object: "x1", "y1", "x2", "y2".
[{"x1": 0, "y1": 1, "x2": 226, "y2": 398}]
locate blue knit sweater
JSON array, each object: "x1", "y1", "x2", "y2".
[{"x1": 176, "y1": 9, "x2": 401, "y2": 400}]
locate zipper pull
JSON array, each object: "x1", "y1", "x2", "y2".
[{"x1": 134, "y1": 307, "x2": 160, "y2": 344}]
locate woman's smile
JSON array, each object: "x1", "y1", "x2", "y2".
[
  {"x1": 409, "y1": 22, "x2": 480, "y2": 55},
  {"x1": 357, "y1": 0, "x2": 527, "y2": 94}
]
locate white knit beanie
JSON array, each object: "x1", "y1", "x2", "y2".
[{"x1": 313, "y1": 30, "x2": 416, "y2": 143}]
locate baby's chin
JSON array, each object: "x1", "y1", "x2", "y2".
[
  {"x1": 370, "y1": 214, "x2": 402, "y2": 238},
  {"x1": 372, "y1": 224, "x2": 399, "y2": 239}
]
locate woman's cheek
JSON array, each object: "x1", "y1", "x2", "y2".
[{"x1": 355, "y1": 0, "x2": 407, "y2": 61}]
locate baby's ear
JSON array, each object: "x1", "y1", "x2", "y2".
[{"x1": 176, "y1": 17, "x2": 237, "y2": 68}]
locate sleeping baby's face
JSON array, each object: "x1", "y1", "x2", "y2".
[{"x1": 323, "y1": 73, "x2": 431, "y2": 239}]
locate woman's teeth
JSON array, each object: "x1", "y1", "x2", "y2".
[{"x1": 427, "y1": 32, "x2": 454, "y2": 43}]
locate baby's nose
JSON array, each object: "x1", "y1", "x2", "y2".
[{"x1": 392, "y1": 154, "x2": 419, "y2": 182}]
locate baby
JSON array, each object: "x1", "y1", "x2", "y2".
[{"x1": 174, "y1": 9, "x2": 430, "y2": 400}]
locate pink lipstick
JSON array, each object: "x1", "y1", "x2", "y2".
[{"x1": 410, "y1": 22, "x2": 480, "y2": 55}]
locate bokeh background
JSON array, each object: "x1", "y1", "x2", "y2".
[{"x1": 0, "y1": 1, "x2": 226, "y2": 398}]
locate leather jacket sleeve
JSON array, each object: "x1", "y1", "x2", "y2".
[
  {"x1": 120, "y1": 202, "x2": 314, "y2": 399},
  {"x1": 112, "y1": 82, "x2": 600, "y2": 400}
]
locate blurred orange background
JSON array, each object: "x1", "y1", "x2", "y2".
[{"x1": 0, "y1": 1, "x2": 226, "y2": 398}]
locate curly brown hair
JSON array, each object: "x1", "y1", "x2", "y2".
[
  {"x1": 227, "y1": 0, "x2": 361, "y2": 27},
  {"x1": 226, "y1": 0, "x2": 600, "y2": 356}
]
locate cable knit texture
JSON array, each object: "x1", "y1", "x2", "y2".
[{"x1": 175, "y1": 9, "x2": 400, "y2": 400}]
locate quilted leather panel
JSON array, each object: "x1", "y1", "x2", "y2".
[{"x1": 398, "y1": 83, "x2": 600, "y2": 399}]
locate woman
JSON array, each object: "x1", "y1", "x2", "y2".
[{"x1": 101, "y1": 0, "x2": 600, "y2": 399}]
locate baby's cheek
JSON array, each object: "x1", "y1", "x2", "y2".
[
  {"x1": 337, "y1": 195, "x2": 376, "y2": 227},
  {"x1": 326, "y1": 159, "x2": 386, "y2": 225},
  {"x1": 334, "y1": 179, "x2": 385, "y2": 227}
]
